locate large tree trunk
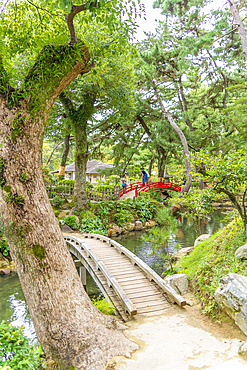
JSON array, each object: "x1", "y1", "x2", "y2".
[
  {"x1": 0, "y1": 45, "x2": 137, "y2": 369},
  {"x1": 154, "y1": 87, "x2": 192, "y2": 193}
]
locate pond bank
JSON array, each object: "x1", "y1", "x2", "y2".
[{"x1": 109, "y1": 297, "x2": 247, "y2": 370}]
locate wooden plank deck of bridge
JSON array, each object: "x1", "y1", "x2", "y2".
[{"x1": 82, "y1": 237, "x2": 171, "y2": 317}]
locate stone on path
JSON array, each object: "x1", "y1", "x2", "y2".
[
  {"x1": 194, "y1": 234, "x2": 210, "y2": 247},
  {"x1": 235, "y1": 243, "x2": 247, "y2": 260},
  {"x1": 165, "y1": 274, "x2": 188, "y2": 295},
  {"x1": 214, "y1": 273, "x2": 247, "y2": 335}
]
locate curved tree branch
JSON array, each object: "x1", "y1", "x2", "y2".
[{"x1": 65, "y1": 1, "x2": 97, "y2": 44}]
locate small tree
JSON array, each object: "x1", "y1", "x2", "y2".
[{"x1": 193, "y1": 150, "x2": 247, "y2": 230}]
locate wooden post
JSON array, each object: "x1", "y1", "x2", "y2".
[
  {"x1": 79, "y1": 266, "x2": 87, "y2": 290},
  {"x1": 135, "y1": 186, "x2": 138, "y2": 198}
]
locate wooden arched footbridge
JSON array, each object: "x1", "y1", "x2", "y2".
[
  {"x1": 64, "y1": 233, "x2": 186, "y2": 321},
  {"x1": 120, "y1": 181, "x2": 181, "y2": 198}
]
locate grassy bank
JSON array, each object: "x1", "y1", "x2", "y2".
[{"x1": 175, "y1": 217, "x2": 247, "y2": 317}]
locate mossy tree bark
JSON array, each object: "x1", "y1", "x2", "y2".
[
  {"x1": 0, "y1": 45, "x2": 137, "y2": 369},
  {"x1": 59, "y1": 91, "x2": 96, "y2": 211}
]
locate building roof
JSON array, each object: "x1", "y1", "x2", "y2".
[{"x1": 51, "y1": 160, "x2": 113, "y2": 174}]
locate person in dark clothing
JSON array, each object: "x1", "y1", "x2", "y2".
[
  {"x1": 140, "y1": 168, "x2": 148, "y2": 186},
  {"x1": 121, "y1": 176, "x2": 127, "y2": 194}
]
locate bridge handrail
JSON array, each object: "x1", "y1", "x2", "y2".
[
  {"x1": 83, "y1": 233, "x2": 186, "y2": 307},
  {"x1": 64, "y1": 234, "x2": 137, "y2": 316},
  {"x1": 120, "y1": 181, "x2": 181, "y2": 197}
]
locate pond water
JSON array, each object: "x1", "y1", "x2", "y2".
[{"x1": 0, "y1": 209, "x2": 226, "y2": 339}]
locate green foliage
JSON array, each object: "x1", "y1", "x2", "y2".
[
  {"x1": 63, "y1": 215, "x2": 78, "y2": 230},
  {"x1": 176, "y1": 217, "x2": 247, "y2": 316},
  {"x1": 193, "y1": 150, "x2": 247, "y2": 227},
  {"x1": 0, "y1": 158, "x2": 5, "y2": 187},
  {"x1": 0, "y1": 321, "x2": 44, "y2": 369},
  {"x1": 91, "y1": 296, "x2": 116, "y2": 315},
  {"x1": 112, "y1": 209, "x2": 134, "y2": 227},
  {"x1": 19, "y1": 172, "x2": 27, "y2": 183},
  {"x1": 0, "y1": 234, "x2": 9, "y2": 257},
  {"x1": 80, "y1": 213, "x2": 107, "y2": 235},
  {"x1": 10, "y1": 113, "x2": 26, "y2": 142},
  {"x1": 58, "y1": 180, "x2": 75, "y2": 186},
  {"x1": 51, "y1": 196, "x2": 64, "y2": 208},
  {"x1": 4, "y1": 192, "x2": 24, "y2": 208}
]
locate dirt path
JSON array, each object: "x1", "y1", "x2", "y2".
[{"x1": 108, "y1": 295, "x2": 247, "y2": 370}]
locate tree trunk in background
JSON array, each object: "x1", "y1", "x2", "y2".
[
  {"x1": 58, "y1": 133, "x2": 71, "y2": 177},
  {"x1": 154, "y1": 87, "x2": 192, "y2": 193},
  {"x1": 73, "y1": 122, "x2": 88, "y2": 211},
  {"x1": 157, "y1": 150, "x2": 167, "y2": 179},
  {"x1": 0, "y1": 45, "x2": 138, "y2": 369},
  {"x1": 228, "y1": 0, "x2": 247, "y2": 61}
]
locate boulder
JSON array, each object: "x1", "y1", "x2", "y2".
[
  {"x1": 171, "y1": 247, "x2": 194, "y2": 262},
  {"x1": 235, "y1": 244, "x2": 247, "y2": 260},
  {"x1": 0, "y1": 268, "x2": 11, "y2": 275},
  {"x1": 194, "y1": 234, "x2": 210, "y2": 247},
  {"x1": 135, "y1": 221, "x2": 143, "y2": 231},
  {"x1": 107, "y1": 224, "x2": 122, "y2": 237},
  {"x1": 171, "y1": 204, "x2": 181, "y2": 215},
  {"x1": 238, "y1": 341, "x2": 247, "y2": 356},
  {"x1": 0, "y1": 258, "x2": 9, "y2": 269},
  {"x1": 144, "y1": 220, "x2": 157, "y2": 228},
  {"x1": 165, "y1": 273, "x2": 188, "y2": 295},
  {"x1": 214, "y1": 273, "x2": 247, "y2": 335},
  {"x1": 123, "y1": 223, "x2": 135, "y2": 232},
  {"x1": 61, "y1": 224, "x2": 74, "y2": 233}
]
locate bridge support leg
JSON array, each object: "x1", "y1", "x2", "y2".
[{"x1": 79, "y1": 266, "x2": 87, "y2": 291}]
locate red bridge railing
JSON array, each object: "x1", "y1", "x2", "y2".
[{"x1": 120, "y1": 181, "x2": 181, "y2": 197}]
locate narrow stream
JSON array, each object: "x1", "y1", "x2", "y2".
[{"x1": 0, "y1": 210, "x2": 226, "y2": 338}]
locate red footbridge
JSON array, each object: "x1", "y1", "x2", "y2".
[{"x1": 120, "y1": 181, "x2": 181, "y2": 198}]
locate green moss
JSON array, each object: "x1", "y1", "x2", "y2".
[
  {"x1": 175, "y1": 217, "x2": 247, "y2": 316},
  {"x1": 25, "y1": 43, "x2": 86, "y2": 114},
  {"x1": 0, "y1": 158, "x2": 5, "y2": 187},
  {"x1": 3, "y1": 185, "x2": 11, "y2": 192},
  {"x1": 31, "y1": 244, "x2": 46, "y2": 260},
  {"x1": 10, "y1": 113, "x2": 26, "y2": 141}
]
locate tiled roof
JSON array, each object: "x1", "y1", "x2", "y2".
[{"x1": 51, "y1": 160, "x2": 113, "y2": 174}]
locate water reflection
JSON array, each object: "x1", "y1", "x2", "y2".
[
  {"x1": 114, "y1": 210, "x2": 226, "y2": 275},
  {"x1": 0, "y1": 273, "x2": 35, "y2": 339}
]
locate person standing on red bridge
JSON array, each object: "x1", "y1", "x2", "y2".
[{"x1": 140, "y1": 168, "x2": 148, "y2": 186}]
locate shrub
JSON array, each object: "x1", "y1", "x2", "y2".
[
  {"x1": 58, "y1": 179, "x2": 75, "y2": 186},
  {"x1": 80, "y1": 216, "x2": 107, "y2": 235},
  {"x1": 51, "y1": 196, "x2": 64, "y2": 208},
  {"x1": 91, "y1": 296, "x2": 116, "y2": 315},
  {"x1": 0, "y1": 321, "x2": 44, "y2": 370},
  {"x1": 53, "y1": 210, "x2": 60, "y2": 218},
  {"x1": 63, "y1": 215, "x2": 78, "y2": 230},
  {"x1": 113, "y1": 210, "x2": 134, "y2": 227}
]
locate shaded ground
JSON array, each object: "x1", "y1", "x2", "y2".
[{"x1": 108, "y1": 294, "x2": 247, "y2": 370}]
